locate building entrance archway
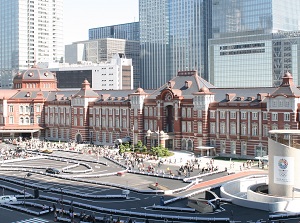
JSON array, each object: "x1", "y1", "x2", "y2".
[{"x1": 76, "y1": 133, "x2": 82, "y2": 143}]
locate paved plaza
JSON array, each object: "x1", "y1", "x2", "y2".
[{"x1": 0, "y1": 141, "x2": 298, "y2": 223}]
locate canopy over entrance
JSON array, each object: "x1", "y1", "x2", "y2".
[
  {"x1": 195, "y1": 146, "x2": 215, "y2": 156},
  {"x1": 196, "y1": 146, "x2": 214, "y2": 150},
  {"x1": 0, "y1": 130, "x2": 39, "y2": 133}
]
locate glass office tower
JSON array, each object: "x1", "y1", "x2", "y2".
[
  {"x1": 209, "y1": 0, "x2": 300, "y2": 88},
  {"x1": 89, "y1": 22, "x2": 140, "y2": 41},
  {"x1": 139, "y1": 0, "x2": 169, "y2": 89},
  {"x1": 212, "y1": 0, "x2": 300, "y2": 38},
  {"x1": 0, "y1": 0, "x2": 64, "y2": 88},
  {"x1": 140, "y1": 0, "x2": 210, "y2": 89}
]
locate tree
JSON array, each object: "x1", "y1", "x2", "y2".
[
  {"x1": 136, "y1": 140, "x2": 143, "y2": 150},
  {"x1": 119, "y1": 144, "x2": 126, "y2": 154}
]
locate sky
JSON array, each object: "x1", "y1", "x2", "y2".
[{"x1": 63, "y1": 0, "x2": 139, "y2": 45}]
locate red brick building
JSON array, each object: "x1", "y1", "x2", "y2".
[{"x1": 0, "y1": 65, "x2": 298, "y2": 159}]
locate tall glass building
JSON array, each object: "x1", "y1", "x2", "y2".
[
  {"x1": 209, "y1": 0, "x2": 300, "y2": 88},
  {"x1": 212, "y1": 0, "x2": 300, "y2": 38},
  {"x1": 0, "y1": 0, "x2": 64, "y2": 88},
  {"x1": 89, "y1": 22, "x2": 140, "y2": 42},
  {"x1": 140, "y1": 0, "x2": 211, "y2": 89}
]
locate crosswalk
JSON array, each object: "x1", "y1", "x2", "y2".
[{"x1": 11, "y1": 218, "x2": 49, "y2": 223}]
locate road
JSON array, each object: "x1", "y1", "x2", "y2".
[{"x1": 0, "y1": 146, "x2": 299, "y2": 223}]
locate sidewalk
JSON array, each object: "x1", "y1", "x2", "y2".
[{"x1": 146, "y1": 150, "x2": 267, "y2": 176}]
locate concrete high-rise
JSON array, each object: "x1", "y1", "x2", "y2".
[
  {"x1": 0, "y1": 0, "x2": 64, "y2": 88},
  {"x1": 65, "y1": 38, "x2": 140, "y2": 88}
]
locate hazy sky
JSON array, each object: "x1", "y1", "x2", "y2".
[{"x1": 63, "y1": 0, "x2": 139, "y2": 45}]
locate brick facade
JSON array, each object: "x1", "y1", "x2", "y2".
[{"x1": 0, "y1": 67, "x2": 299, "y2": 159}]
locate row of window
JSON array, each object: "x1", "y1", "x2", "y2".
[
  {"x1": 89, "y1": 107, "x2": 127, "y2": 116},
  {"x1": 210, "y1": 111, "x2": 291, "y2": 121},
  {"x1": 46, "y1": 114, "x2": 131, "y2": 129},
  {"x1": 210, "y1": 122, "x2": 289, "y2": 136},
  {"x1": 272, "y1": 99, "x2": 291, "y2": 107},
  {"x1": 8, "y1": 105, "x2": 41, "y2": 113},
  {"x1": 8, "y1": 116, "x2": 41, "y2": 125}
]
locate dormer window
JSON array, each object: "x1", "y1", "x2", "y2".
[
  {"x1": 236, "y1": 97, "x2": 241, "y2": 101},
  {"x1": 257, "y1": 94, "x2": 261, "y2": 101},
  {"x1": 226, "y1": 94, "x2": 229, "y2": 101},
  {"x1": 28, "y1": 72, "x2": 33, "y2": 77},
  {"x1": 44, "y1": 72, "x2": 48, "y2": 77},
  {"x1": 25, "y1": 92, "x2": 31, "y2": 97},
  {"x1": 185, "y1": 81, "x2": 192, "y2": 88}
]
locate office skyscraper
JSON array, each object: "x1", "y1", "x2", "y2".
[
  {"x1": 0, "y1": 0, "x2": 64, "y2": 88},
  {"x1": 89, "y1": 22, "x2": 140, "y2": 41},
  {"x1": 212, "y1": 0, "x2": 300, "y2": 37},
  {"x1": 140, "y1": 0, "x2": 300, "y2": 89},
  {"x1": 139, "y1": 0, "x2": 211, "y2": 89},
  {"x1": 209, "y1": 0, "x2": 300, "y2": 88}
]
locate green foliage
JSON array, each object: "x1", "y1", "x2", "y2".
[
  {"x1": 136, "y1": 140, "x2": 143, "y2": 148},
  {"x1": 142, "y1": 145, "x2": 147, "y2": 153},
  {"x1": 124, "y1": 142, "x2": 130, "y2": 149},
  {"x1": 150, "y1": 145, "x2": 171, "y2": 157},
  {"x1": 119, "y1": 144, "x2": 126, "y2": 154}
]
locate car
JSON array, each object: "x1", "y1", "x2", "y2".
[
  {"x1": 0, "y1": 195, "x2": 17, "y2": 203},
  {"x1": 45, "y1": 168, "x2": 60, "y2": 174},
  {"x1": 41, "y1": 149, "x2": 53, "y2": 154}
]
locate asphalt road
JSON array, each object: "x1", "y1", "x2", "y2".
[{"x1": 0, "y1": 147, "x2": 299, "y2": 223}]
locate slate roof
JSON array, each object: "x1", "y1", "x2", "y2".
[
  {"x1": 13, "y1": 64, "x2": 56, "y2": 81},
  {"x1": 269, "y1": 72, "x2": 300, "y2": 97},
  {"x1": 148, "y1": 71, "x2": 216, "y2": 99},
  {"x1": 9, "y1": 90, "x2": 52, "y2": 100},
  {"x1": 210, "y1": 87, "x2": 276, "y2": 102}
]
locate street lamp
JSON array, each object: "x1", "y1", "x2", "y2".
[
  {"x1": 156, "y1": 127, "x2": 160, "y2": 147},
  {"x1": 132, "y1": 126, "x2": 135, "y2": 153},
  {"x1": 60, "y1": 187, "x2": 64, "y2": 216},
  {"x1": 43, "y1": 186, "x2": 64, "y2": 216},
  {"x1": 23, "y1": 173, "x2": 32, "y2": 208}
]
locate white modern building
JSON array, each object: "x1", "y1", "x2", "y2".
[
  {"x1": 65, "y1": 38, "x2": 140, "y2": 88},
  {"x1": 41, "y1": 54, "x2": 133, "y2": 90},
  {"x1": 0, "y1": 0, "x2": 64, "y2": 88}
]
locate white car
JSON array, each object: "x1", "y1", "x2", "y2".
[{"x1": 0, "y1": 195, "x2": 17, "y2": 203}]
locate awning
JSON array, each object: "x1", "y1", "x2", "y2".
[
  {"x1": 0, "y1": 129, "x2": 39, "y2": 133},
  {"x1": 255, "y1": 156, "x2": 268, "y2": 161},
  {"x1": 195, "y1": 146, "x2": 214, "y2": 150}
]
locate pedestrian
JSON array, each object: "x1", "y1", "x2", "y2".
[{"x1": 54, "y1": 210, "x2": 57, "y2": 222}]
